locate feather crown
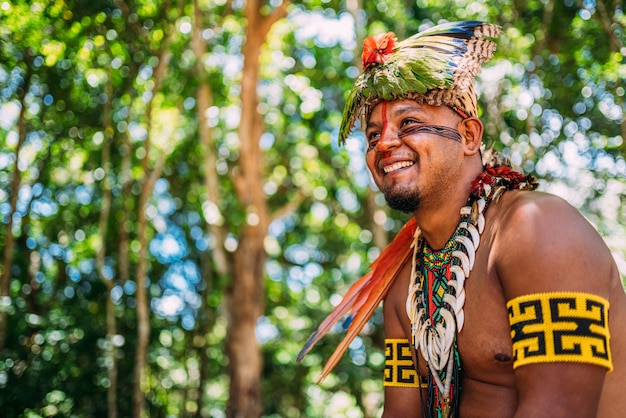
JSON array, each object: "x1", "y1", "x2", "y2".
[{"x1": 339, "y1": 21, "x2": 502, "y2": 144}]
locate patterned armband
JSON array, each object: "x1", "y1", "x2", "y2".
[
  {"x1": 507, "y1": 291, "x2": 612, "y2": 372},
  {"x1": 384, "y1": 339, "x2": 427, "y2": 388}
]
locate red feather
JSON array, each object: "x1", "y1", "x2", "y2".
[
  {"x1": 361, "y1": 32, "x2": 397, "y2": 69},
  {"x1": 298, "y1": 218, "x2": 417, "y2": 383}
]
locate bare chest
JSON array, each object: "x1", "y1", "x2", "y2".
[{"x1": 456, "y1": 250, "x2": 515, "y2": 384}]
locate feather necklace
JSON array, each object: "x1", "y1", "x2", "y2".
[{"x1": 406, "y1": 165, "x2": 536, "y2": 418}]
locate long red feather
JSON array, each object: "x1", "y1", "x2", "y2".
[{"x1": 297, "y1": 218, "x2": 417, "y2": 383}]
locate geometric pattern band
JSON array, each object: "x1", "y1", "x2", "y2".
[
  {"x1": 384, "y1": 339, "x2": 428, "y2": 388},
  {"x1": 507, "y1": 291, "x2": 612, "y2": 372}
]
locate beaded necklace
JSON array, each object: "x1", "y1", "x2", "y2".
[{"x1": 406, "y1": 166, "x2": 537, "y2": 418}]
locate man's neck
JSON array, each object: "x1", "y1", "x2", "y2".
[{"x1": 413, "y1": 165, "x2": 484, "y2": 250}]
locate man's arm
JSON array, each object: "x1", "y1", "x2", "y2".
[
  {"x1": 381, "y1": 265, "x2": 425, "y2": 418},
  {"x1": 494, "y1": 191, "x2": 613, "y2": 417}
]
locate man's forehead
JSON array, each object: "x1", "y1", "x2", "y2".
[{"x1": 367, "y1": 100, "x2": 444, "y2": 124}]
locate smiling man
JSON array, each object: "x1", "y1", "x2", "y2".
[{"x1": 299, "y1": 21, "x2": 626, "y2": 417}]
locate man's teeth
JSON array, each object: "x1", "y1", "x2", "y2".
[{"x1": 384, "y1": 161, "x2": 414, "y2": 173}]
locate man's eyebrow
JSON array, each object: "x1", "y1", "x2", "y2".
[
  {"x1": 366, "y1": 120, "x2": 380, "y2": 130},
  {"x1": 393, "y1": 105, "x2": 424, "y2": 118},
  {"x1": 366, "y1": 104, "x2": 426, "y2": 130}
]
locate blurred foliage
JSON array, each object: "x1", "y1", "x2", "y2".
[{"x1": 0, "y1": 0, "x2": 625, "y2": 417}]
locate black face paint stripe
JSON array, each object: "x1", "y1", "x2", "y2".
[{"x1": 398, "y1": 124, "x2": 462, "y2": 142}]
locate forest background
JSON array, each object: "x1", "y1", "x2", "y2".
[{"x1": 1, "y1": 0, "x2": 625, "y2": 417}]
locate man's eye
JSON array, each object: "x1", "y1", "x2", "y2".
[
  {"x1": 366, "y1": 132, "x2": 380, "y2": 151},
  {"x1": 399, "y1": 119, "x2": 424, "y2": 137},
  {"x1": 401, "y1": 118, "x2": 419, "y2": 128}
]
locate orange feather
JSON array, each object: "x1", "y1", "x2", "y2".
[
  {"x1": 297, "y1": 218, "x2": 417, "y2": 383},
  {"x1": 361, "y1": 32, "x2": 397, "y2": 69}
]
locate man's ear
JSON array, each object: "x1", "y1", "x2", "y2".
[{"x1": 459, "y1": 117, "x2": 483, "y2": 156}]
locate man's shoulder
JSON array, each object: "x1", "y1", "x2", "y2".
[
  {"x1": 487, "y1": 188, "x2": 615, "y2": 297},
  {"x1": 489, "y1": 188, "x2": 606, "y2": 254},
  {"x1": 490, "y1": 189, "x2": 586, "y2": 231},
  {"x1": 495, "y1": 188, "x2": 569, "y2": 209}
]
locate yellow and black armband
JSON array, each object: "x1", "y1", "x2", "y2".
[
  {"x1": 384, "y1": 339, "x2": 427, "y2": 388},
  {"x1": 507, "y1": 291, "x2": 612, "y2": 372}
]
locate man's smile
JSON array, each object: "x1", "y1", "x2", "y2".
[{"x1": 383, "y1": 160, "x2": 415, "y2": 174}]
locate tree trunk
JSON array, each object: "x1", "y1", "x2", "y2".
[
  {"x1": 226, "y1": 229, "x2": 266, "y2": 418},
  {"x1": 132, "y1": 41, "x2": 172, "y2": 417},
  {"x1": 225, "y1": 1, "x2": 288, "y2": 417},
  {"x1": 191, "y1": 1, "x2": 227, "y2": 414},
  {"x1": 0, "y1": 68, "x2": 30, "y2": 354},
  {"x1": 98, "y1": 74, "x2": 118, "y2": 418},
  {"x1": 133, "y1": 142, "x2": 168, "y2": 418},
  {"x1": 193, "y1": 0, "x2": 229, "y2": 279},
  {"x1": 133, "y1": 190, "x2": 151, "y2": 418}
]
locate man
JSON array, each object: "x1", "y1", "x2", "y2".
[{"x1": 298, "y1": 21, "x2": 626, "y2": 417}]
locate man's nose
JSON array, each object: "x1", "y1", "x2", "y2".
[{"x1": 375, "y1": 128, "x2": 401, "y2": 153}]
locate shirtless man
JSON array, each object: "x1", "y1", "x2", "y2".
[
  {"x1": 376, "y1": 99, "x2": 626, "y2": 417},
  {"x1": 299, "y1": 21, "x2": 626, "y2": 417}
]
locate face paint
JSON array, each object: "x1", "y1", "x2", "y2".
[
  {"x1": 381, "y1": 101, "x2": 388, "y2": 140},
  {"x1": 379, "y1": 101, "x2": 393, "y2": 157},
  {"x1": 398, "y1": 124, "x2": 462, "y2": 142}
]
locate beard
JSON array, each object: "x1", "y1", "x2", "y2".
[{"x1": 382, "y1": 183, "x2": 421, "y2": 213}]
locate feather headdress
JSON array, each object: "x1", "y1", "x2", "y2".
[{"x1": 339, "y1": 21, "x2": 502, "y2": 143}]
